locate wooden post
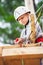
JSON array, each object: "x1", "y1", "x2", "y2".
[
  {"x1": 24, "y1": 0, "x2": 37, "y2": 21},
  {"x1": 24, "y1": 0, "x2": 36, "y2": 43}
]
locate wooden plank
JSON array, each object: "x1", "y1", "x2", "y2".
[
  {"x1": 24, "y1": 59, "x2": 40, "y2": 65},
  {"x1": 0, "y1": 47, "x2": 2, "y2": 56},
  {"x1": 2, "y1": 58, "x2": 40, "y2": 65},
  {"x1": 2, "y1": 46, "x2": 43, "y2": 65},
  {"x1": 2, "y1": 47, "x2": 43, "y2": 59},
  {"x1": 0, "y1": 57, "x2": 4, "y2": 65},
  {"x1": 2, "y1": 59, "x2": 21, "y2": 65},
  {"x1": 0, "y1": 43, "x2": 41, "y2": 50},
  {"x1": 0, "y1": 47, "x2": 4, "y2": 65}
]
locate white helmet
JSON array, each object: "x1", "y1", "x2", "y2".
[{"x1": 14, "y1": 6, "x2": 30, "y2": 20}]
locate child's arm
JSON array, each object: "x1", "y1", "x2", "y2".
[{"x1": 35, "y1": 22, "x2": 43, "y2": 43}]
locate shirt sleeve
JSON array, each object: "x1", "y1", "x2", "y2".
[
  {"x1": 35, "y1": 37, "x2": 43, "y2": 43},
  {"x1": 20, "y1": 29, "x2": 26, "y2": 39}
]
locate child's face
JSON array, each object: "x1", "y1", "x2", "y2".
[{"x1": 18, "y1": 13, "x2": 29, "y2": 25}]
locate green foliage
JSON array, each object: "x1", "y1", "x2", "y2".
[
  {"x1": 36, "y1": 0, "x2": 43, "y2": 27},
  {"x1": 0, "y1": 0, "x2": 24, "y2": 44}
]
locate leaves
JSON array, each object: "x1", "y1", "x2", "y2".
[{"x1": 0, "y1": 0, "x2": 24, "y2": 44}]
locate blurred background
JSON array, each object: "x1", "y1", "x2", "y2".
[{"x1": 0, "y1": 0, "x2": 43, "y2": 44}]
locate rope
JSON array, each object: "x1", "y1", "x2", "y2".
[
  {"x1": 35, "y1": 4, "x2": 43, "y2": 23},
  {"x1": 35, "y1": 4, "x2": 43, "y2": 14}
]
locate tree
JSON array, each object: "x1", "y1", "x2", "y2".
[{"x1": 0, "y1": 0, "x2": 24, "y2": 44}]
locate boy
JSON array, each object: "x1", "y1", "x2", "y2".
[{"x1": 14, "y1": 6, "x2": 43, "y2": 44}]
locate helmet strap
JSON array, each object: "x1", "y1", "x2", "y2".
[{"x1": 25, "y1": 19, "x2": 29, "y2": 28}]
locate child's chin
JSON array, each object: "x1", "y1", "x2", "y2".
[{"x1": 23, "y1": 23, "x2": 26, "y2": 25}]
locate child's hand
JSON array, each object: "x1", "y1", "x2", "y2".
[
  {"x1": 13, "y1": 38, "x2": 19, "y2": 44},
  {"x1": 15, "y1": 38, "x2": 19, "y2": 42},
  {"x1": 14, "y1": 38, "x2": 23, "y2": 44}
]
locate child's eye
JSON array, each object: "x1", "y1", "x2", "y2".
[{"x1": 21, "y1": 17, "x2": 24, "y2": 19}]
